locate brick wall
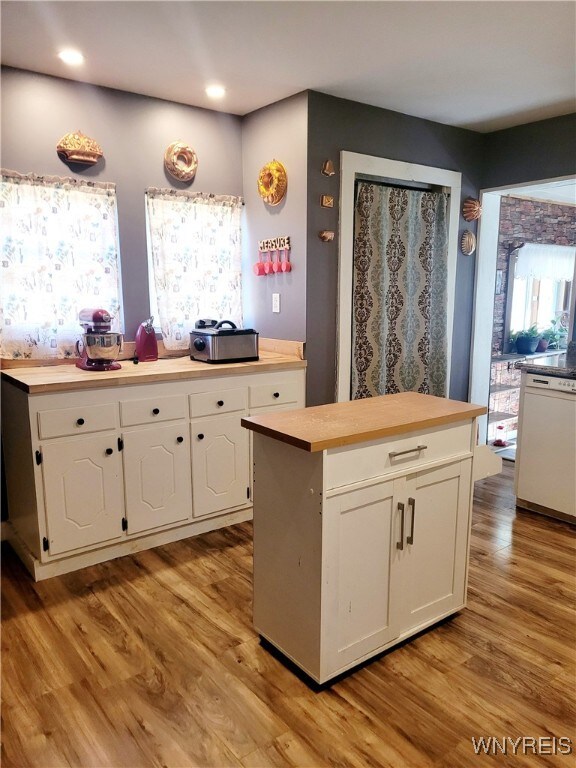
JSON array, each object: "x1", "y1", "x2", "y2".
[{"x1": 492, "y1": 197, "x2": 576, "y2": 354}]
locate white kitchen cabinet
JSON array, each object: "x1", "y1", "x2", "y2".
[
  {"x1": 1, "y1": 357, "x2": 306, "y2": 580},
  {"x1": 122, "y1": 423, "x2": 192, "y2": 535},
  {"x1": 395, "y1": 460, "x2": 472, "y2": 634},
  {"x1": 244, "y1": 392, "x2": 497, "y2": 683},
  {"x1": 322, "y1": 479, "x2": 400, "y2": 673},
  {"x1": 41, "y1": 433, "x2": 124, "y2": 556},
  {"x1": 191, "y1": 414, "x2": 250, "y2": 518}
]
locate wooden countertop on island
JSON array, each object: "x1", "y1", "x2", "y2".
[
  {"x1": 241, "y1": 392, "x2": 486, "y2": 452},
  {"x1": 1, "y1": 343, "x2": 306, "y2": 394}
]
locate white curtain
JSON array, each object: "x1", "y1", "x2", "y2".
[
  {"x1": 515, "y1": 243, "x2": 575, "y2": 281},
  {"x1": 145, "y1": 189, "x2": 243, "y2": 350},
  {"x1": 0, "y1": 170, "x2": 122, "y2": 360}
]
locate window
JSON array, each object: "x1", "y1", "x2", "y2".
[
  {"x1": 0, "y1": 171, "x2": 123, "y2": 359},
  {"x1": 145, "y1": 188, "x2": 244, "y2": 350},
  {"x1": 509, "y1": 243, "x2": 575, "y2": 336}
]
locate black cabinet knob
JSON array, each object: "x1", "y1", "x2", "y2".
[
  {"x1": 152, "y1": 408, "x2": 160, "y2": 415},
  {"x1": 177, "y1": 436, "x2": 184, "y2": 443},
  {"x1": 105, "y1": 448, "x2": 113, "y2": 455},
  {"x1": 217, "y1": 400, "x2": 224, "y2": 407},
  {"x1": 197, "y1": 433, "x2": 204, "y2": 440},
  {"x1": 76, "y1": 418, "x2": 85, "y2": 426},
  {"x1": 273, "y1": 392, "x2": 280, "y2": 398}
]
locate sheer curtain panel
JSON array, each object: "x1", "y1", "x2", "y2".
[
  {"x1": 0, "y1": 170, "x2": 122, "y2": 359},
  {"x1": 145, "y1": 189, "x2": 244, "y2": 351}
]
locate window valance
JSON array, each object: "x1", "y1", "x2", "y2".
[{"x1": 515, "y1": 243, "x2": 575, "y2": 282}]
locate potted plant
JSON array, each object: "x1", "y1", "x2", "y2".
[
  {"x1": 513, "y1": 325, "x2": 541, "y2": 354},
  {"x1": 539, "y1": 320, "x2": 562, "y2": 351}
]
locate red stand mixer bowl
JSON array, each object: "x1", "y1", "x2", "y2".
[{"x1": 76, "y1": 308, "x2": 123, "y2": 371}]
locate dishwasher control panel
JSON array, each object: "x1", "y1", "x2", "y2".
[{"x1": 526, "y1": 374, "x2": 576, "y2": 393}]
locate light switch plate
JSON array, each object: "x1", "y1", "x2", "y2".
[{"x1": 272, "y1": 293, "x2": 280, "y2": 313}]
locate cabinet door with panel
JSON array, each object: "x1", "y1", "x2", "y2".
[
  {"x1": 122, "y1": 423, "x2": 193, "y2": 535},
  {"x1": 191, "y1": 415, "x2": 250, "y2": 518},
  {"x1": 41, "y1": 434, "x2": 124, "y2": 556},
  {"x1": 322, "y1": 479, "x2": 401, "y2": 676},
  {"x1": 394, "y1": 459, "x2": 472, "y2": 635}
]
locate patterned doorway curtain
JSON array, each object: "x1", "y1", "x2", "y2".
[{"x1": 352, "y1": 182, "x2": 449, "y2": 399}]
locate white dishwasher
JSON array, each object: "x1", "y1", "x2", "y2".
[{"x1": 515, "y1": 372, "x2": 576, "y2": 521}]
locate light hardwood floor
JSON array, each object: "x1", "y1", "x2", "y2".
[{"x1": 2, "y1": 463, "x2": 575, "y2": 767}]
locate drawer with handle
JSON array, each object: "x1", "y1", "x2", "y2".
[
  {"x1": 38, "y1": 403, "x2": 117, "y2": 439},
  {"x1": 249, "y1": 379, "x2": 301, "y2": 410},
  {"x1": 189, "y1": 388, "x2": 247, "y2": 418},
  {"x1": 325, "y1": 421, "x2": 473, "y2": 490},
  {"x1": 120, "y1": 395, "x2": 187, "y2": 426}
]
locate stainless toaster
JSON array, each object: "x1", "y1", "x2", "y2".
[{"x1": 190, "y1": 320, "x2": 259, "y2": 363}]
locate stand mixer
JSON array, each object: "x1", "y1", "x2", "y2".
[{"x1": 75, "y1": 308, "x2": 123, "y2": 371}]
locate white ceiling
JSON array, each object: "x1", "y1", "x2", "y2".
[{"x1": 1, "y1": 0, "x2": 575, "y2": 134}]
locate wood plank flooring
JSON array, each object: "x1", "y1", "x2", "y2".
[{"x1": 2, "y1": 463, "x2": 575, "y2": 767}]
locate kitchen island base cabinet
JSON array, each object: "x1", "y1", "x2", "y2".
[
  {"x1": 245, "y1": 393, "x2": 494, "y2": 685},
  {"x1": 253, "y1": 435, "x2": 473, "y2": 684}
]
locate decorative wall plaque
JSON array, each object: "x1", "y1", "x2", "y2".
[
  {"x1": 56, "y1": 130, "x2": 103, "y2": 165},
  {"x1": 164, "y1": 141, "x2": 198, "y2": 182},
  {"x1": 462, "y1": 197, "x2": 482, "y2": 222},
  {"x1": 321, "y1": 159, "x2": 335, "y2": 177},
  {"x1": 461, "y1": 230, "x2": 477, "y2": 256},
  {"x1": 319, "y1": 230, "x2": 335, "y2": 242},
  {"x1": 257, "y1": 160, "x2": 287, "y2": 206},
  {"x1": 321, "y1": 195, "x2": 334, "y2": 208}
]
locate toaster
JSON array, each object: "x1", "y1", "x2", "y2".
[{"x1": 190, "y1": 320, "x2": 259, "y2": 363}]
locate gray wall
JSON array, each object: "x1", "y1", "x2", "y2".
[
  {"x1": 306, "y1": 91, "x2": 486, "y2": 405},
  {"x1": 1, "y1": 67, "x2": 243, "y2": 340},
  {"x1": 483, "y1": 113, "x2": 576, "y2": 189},
  {"x1": 3, "y1": 69, "x2": 575, "y2": 408},
  {"x1": 241, "y1": 93, "x2": 308, "y2": 341}
]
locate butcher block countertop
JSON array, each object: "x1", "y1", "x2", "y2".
[
  {"x1": 241, "y1": 392, "x2": 486, "y2": 452},
  {"x1": 1, "y1": 345, "x2": 305, "y2": 395}
]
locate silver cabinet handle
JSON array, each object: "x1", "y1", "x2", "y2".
[
  {"x1": 407, "y1": 497, "x2": 416, "y2": 545},
  {"x1": 397, "y1": 502, "x2": 405, "y2": 550},
  {"x1": 389, "y1": 444, "x2": 427, "y2": 459}
]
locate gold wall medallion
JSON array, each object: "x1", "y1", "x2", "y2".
[
  {"x1": 321, "y1": 159, "x2": 335, "y2": 176},
  {"x1": 164, "y1": 141, "x2": 198, "y2": 182},
  {"x1": 461, "y1": 230, "x2": 477, "y2": 255},
  {"x1": 319, "y1": 230, "x2": 335, "y2": 242},
  {"x1": 257, "y1": 160, "x2": 287, "y2": 206},
  {"x1": 56, "y1": 130, "x2": 103, "y2": 165},
  {"x1": 462, "y1": 197, "x2": 482, "y2": 221},
  {"x1": 320, "y1": 195, "x2": 334, "y2": 208}
]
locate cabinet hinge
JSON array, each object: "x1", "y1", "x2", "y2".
[
  {"x1": 35, "y1": 450, "x2": 42, "y2": 465},
  {"x1": 42, "y1": 537, "x2": 49, "y2": 552},
  {"x1": 118, "y1": 437, "x2": 124, "y2": 451},
  {"x1": 247, "y1": 486, "x2": 250, "y2": 500},
  {"x1": 121, "y1": 517, "x2": 128, "y2": 532}
]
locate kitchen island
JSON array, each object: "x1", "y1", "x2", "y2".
[
  {"x1": 242, "y1": 392, "x2": 500, "y2": 684},
  {"x1": 1, "y1": 341, "x2": 306, "y2": 579}
]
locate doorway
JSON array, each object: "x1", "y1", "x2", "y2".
[
  {"x1": 337, "y1": 151, "x2": 461, "y2": 402},
  {"x1": 469, "y1": 176, "x2": 576, "y2": 456}
]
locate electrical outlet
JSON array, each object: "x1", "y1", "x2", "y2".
[{"x1": 272, "y1": 293, "x2": 280, "y2": 313}]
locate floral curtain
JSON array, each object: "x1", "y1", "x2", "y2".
[
  {"x1": 352, "y1": 182, "x2": 449, "y2": 398},
  {"x1": 0, "y1": 170, "x2": 122, "y2": 360},
  {"x1": 145, "y1": 189, "x2": 244, "y2": 350}
]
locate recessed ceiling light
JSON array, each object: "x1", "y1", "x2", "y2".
[
  {"x1": 58, "y1": 49, "x2": 85, "y2": 66},
  {"x1": 205, "y1": 84, "x2": 226, "y2": 100}
]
